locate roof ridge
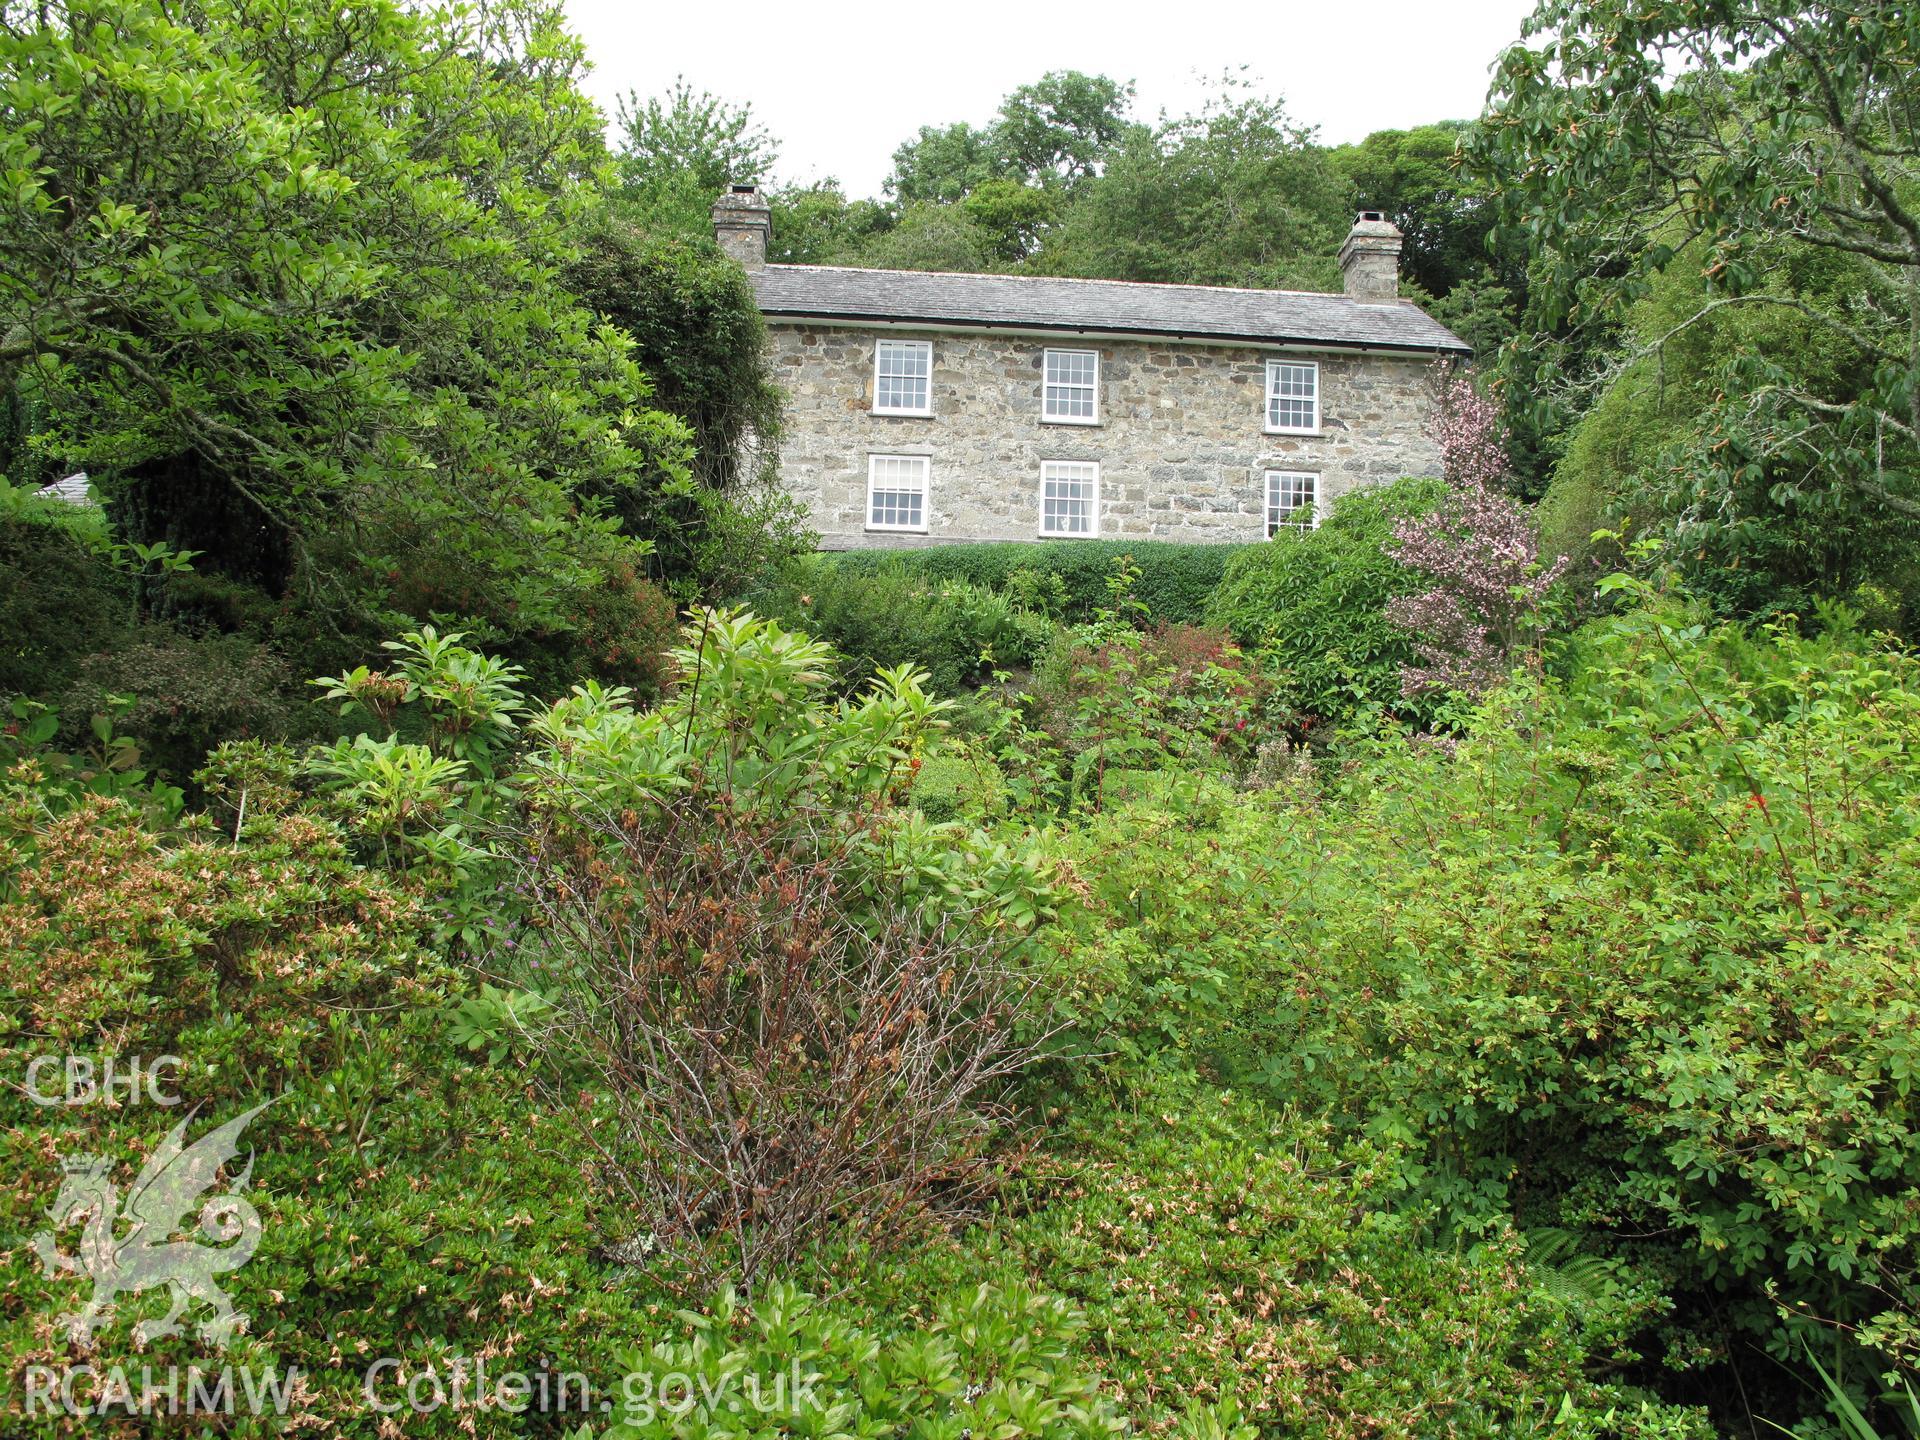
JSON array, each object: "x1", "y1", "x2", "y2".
[
  {"x1": 751, "y1": 263, "x2": 1471, "y2": 353},
  {"x1": 760, "y1": 262, "x2": 1370, "y2": 304}
]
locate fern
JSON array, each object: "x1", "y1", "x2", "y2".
[{"x1": 1522, "y1": 1226, "x2": 1613, "y2": 1310}]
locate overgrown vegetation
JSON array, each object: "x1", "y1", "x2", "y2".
[{"x1": 7, "y1": 2, "x2": 1920, "y2": 1436}]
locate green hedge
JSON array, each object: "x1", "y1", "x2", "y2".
[
  {"x1": 822, "y1": 540, "x2": 1247, "y2": 626},
  {"x1": 749, "y1": 559, "x2": 1055, "y2": 694}
]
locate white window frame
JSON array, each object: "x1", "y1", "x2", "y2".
[
  {"x1": 1041, "y1": 347, "x2": 1100, "y2": 425},
  {"x1": 872, "y1": 338, "x2": 934, "y2": 417},
  {"x1": 866, "y1": 454, "x2": 931, "y2": 533},
  {"x1": 1264, "y1": 359, "x2": 1320, "y2": 435},
  {"x1": 1038, "y1": 460, "x2": 1101, "y2": 538},
  {"x1": 1264, "y1": 470, "x2": 1320, "y2": 535}
]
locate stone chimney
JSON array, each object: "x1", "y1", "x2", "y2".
[
  {"x1": 712, "y1": 183, "x2": 771, "y2": 269},
  {"x1": 1338, "y1": 210, "x2": 1403, "y2": 301}
]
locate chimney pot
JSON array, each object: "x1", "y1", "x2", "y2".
[
  {"x1": 1338, "y1": 210, "x2": 1403, "y2": 301},
  {"x1": 712, "y1": 183, "x2": 771, "y2": 269}
]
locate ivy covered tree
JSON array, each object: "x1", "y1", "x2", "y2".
[{"x1": 563, "y1": 214, "x2": 809, "y2": 599}]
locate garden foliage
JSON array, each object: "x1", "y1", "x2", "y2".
[
  {"x1": 1207, "y1": 478, "x2": 1445, "y2": 728},
  {"x1": 758, "y1": 558, "x2": 1055, "y2": 694},
  {"x1": 1043, "y1": 595, "x2": 1920, "y2": 1417},
  {"x1": 818, "y1": 540, "x2": 1243, "y2": 629}
]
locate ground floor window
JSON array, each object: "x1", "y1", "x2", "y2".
[
  {"x1": 868, "y1": 454, "x2": 930, "y2": 532},
  {"x1": 1040, "y1": 460, "x2": 1099, "y2": 536},
  {"x1": 1265, "y1": 470, "x2": 1318, "y2": 534}
]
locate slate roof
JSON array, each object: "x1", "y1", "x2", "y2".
[
  {"x1": 35, "y1": 473, "x2": 92, "y2": 506},
  {"x1": 749, "y1": 264, "x2": 1469, "y2": 355}
]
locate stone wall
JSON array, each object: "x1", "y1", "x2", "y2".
[{"x1": 765, "y1": 324, "x2": 1445, "y2": 549}]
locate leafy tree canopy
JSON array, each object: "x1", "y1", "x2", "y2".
[
  {"x1": 886, "y1": 71, "x2": 1141, "y2": 203},
  {"x1": 1330, "y1": 122, "x2": 1500, "y2": 300},
  {"x1": 1, "y1": 0, "x2": 691, "y2": 641},
  {"x1": 1473, "y1": 0, "x2": 1920, "y2": 540},
  {"x1": 889, "y1": 121, "x2": 1005, "y2": 206},
  {"x1": 615, "y1": 74, "x2": 778, "y2": 198},
  {"x1": 1040, "y1": 77, "x2": 1348, "y2": 289},
  {"x1": 767, "y1": 180, "x2": 893, "y2": 264},
  {"x1": 994, "y1": 71, "x2": 1143, "y2": 190}
]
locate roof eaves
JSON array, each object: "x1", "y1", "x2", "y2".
[{"x1": 756, "y1": 306, "x2": 1472, "y2": 354}]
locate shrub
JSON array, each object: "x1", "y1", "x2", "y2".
[
  {"x1": 0, "y1": 695, "x2": 186, "y2": 826},
  {"x1": 530, "y1": 557, "x2": 680, "y2": 700},
  {"x1": 1216, "y1": 600, "x2": 1920, "y2": 1421},
  {"x1": 0, "y1": 753, "x2": 659, "y2": 1438},
  {"x1": 1386, "y1": 368, "x2": 1567, "y2": 697},
  {"x1": 911, "y1": 745, "x2": 1011, "y2": 824},
  {"x1": 308, "y1": 625, "x2": 531, "y2": 951},
  {"x1": 0, "y1": 789, "x2": 436, "y2": 1054},
  {"x1": 595, "y1": 1280, "x2": 1146, "y2": 1440},
  {"x1": 506, "y1": 612, "x2": 1061, "y2": 1284},
  {"x1": 62, "y1": 624, "x2": 307, "y2": 782},
  {"x1": 1036, "y1": 774, "x2": 1302, "y2": 1078},
  {"x1": 815, "y1": 1078, "x2": 1711, "y2": 1438},
  {"x1": 823, "y1": 540, "x2": 1244, "y2": 627},
  {"x1": 1207, "y1": 477, "x2": 1444, "y2": 729},
  {"x1": 1023, "y1": 622, "x2": 1265, "y2": 809},
  {"x1": 0, "y1": 507, "x2": 128, "y2": 702},
  {"x1": 758, "y1": 558, "x2": 1054, "y2": 693}
]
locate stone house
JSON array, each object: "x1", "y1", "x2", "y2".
[{"x1": 712, "y1": 184, "x2": 1469, "y2": 549}]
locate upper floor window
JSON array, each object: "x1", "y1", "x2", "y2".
[
  {"x1": 868, "y1": 454, "x2": 930, "y2": 532},
  {"x1": 1265, "y1": 360, "x2": 1319, "y2": 433},
  {"x1": 873, "y1": 339, "x2": 933, "y2": 416},
  {"x1": 1040, "y1": 460, "x2": 1100, "y2": 537},
  {"x1": 1265, "y1": 470, "x2": 1318, "y2": 535},
  {"x1": 1043, "y1": 348, "x2": 1099, "y2": 424}
]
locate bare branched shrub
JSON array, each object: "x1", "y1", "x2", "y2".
[
  {"x1": 502, "y1": 611, "x2": 1059, "y2": 1288},
  {"x1": 517, "y1": 804, "x2": 1038, "y2": 1285}
]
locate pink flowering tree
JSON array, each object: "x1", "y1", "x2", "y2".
[{"x1": 1385, "y1": 366, "x2": 1567, "y2": 699}]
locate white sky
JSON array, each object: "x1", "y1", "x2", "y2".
[{"x1": 561, "y1": 0, "x2": 1542, "y2": 200}]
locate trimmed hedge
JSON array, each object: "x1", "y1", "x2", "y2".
[
  {"x1": 823, "y1": 540, "x2": 1247, "y2": 626},
  {"x1": 751, "y1": 560, "x2": 1055, "y2": 694}
]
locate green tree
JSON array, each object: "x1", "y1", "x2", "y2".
[
  {"x1": 1332, "y1": 123, "x2": 1501, "y2": 299},
  {"x1": 960, "y1": 178, "x2": 1058, "y2": 264},
  {"x1": 887, "y1": 72, "x2": 1139, "y2": 205},
  {"x1": 994, "y1": 71, "x2": 1141, "y2": 190},
  {"x1": 610, "y1": 77, "x2": 778, "y2": 241},
  {"x1": 889, "y1": 121, "x2": 1005, "y2": 205},
  {"x1": 1473, "y1": 0, "x2": 1920, "y2": 557},
  {"x1": 614, "y1": 75, "x2": 776, "y2": 199},
  {"x1": 0, "y1": 0, "x2": 690, "y2": 648},
  {"x1": 880, "y1": 72, "x2": 1139, "y2": 265},
  {"x1": 1542, "y1": 242, "x2": 1920, "y2": 623},
  {"x1": 1041, "y1": 79, "x2": 1348, "y2": 288},
  {"x1": 858, "y1": 202, "x2": 996, "y2": 274},
  {"x1": 766, "y1": 180, "x2": 893, "y2": 264}
]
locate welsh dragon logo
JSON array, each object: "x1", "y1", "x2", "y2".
[{"x1": 30, "y1": 1100, "x2": 272, "y2": 1351}]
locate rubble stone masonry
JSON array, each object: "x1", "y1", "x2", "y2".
[{"x1": 765, "y1": 324, "x2": 1445, "y2": 549}]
